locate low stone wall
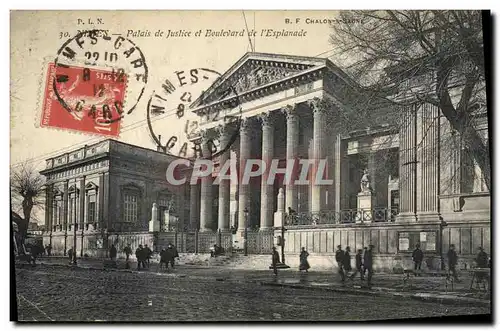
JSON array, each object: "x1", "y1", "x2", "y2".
[{"x1": 41, "y1": 219, "x2": 490, "y2": 271}]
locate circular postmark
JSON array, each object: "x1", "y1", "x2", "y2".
[
  {"x1": 147, "y1": 68, "x2": 242, "y2": 160},
  {"x1": 51, "y1": 29, "x2": 148, "y2": 135}
]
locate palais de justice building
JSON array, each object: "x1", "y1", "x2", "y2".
[{"x1": 41, "y1": 52, "x2": 490, "y2": 270}]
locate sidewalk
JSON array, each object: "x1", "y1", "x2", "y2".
[{"x1": 25, "y1": 256, "x2": 491, "y2": 308}]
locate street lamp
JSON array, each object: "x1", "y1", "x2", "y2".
[
  {"x1": 281, "y1": 217, "x2": 286, "y2": 265},
  {"x1": 72, "y1": 189, "x2": 78, "y2": 265},
  {"x1": 243, "y1": 207, "x2": 249, "y2": 256}
]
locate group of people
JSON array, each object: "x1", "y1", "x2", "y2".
[
  {"x1": 335, "y1": 245, "x2": 374, "y2": 286},
  {"x1": 158, "y1": 244, "x2": 180, "y2": 271},
  {"x1": 132, "y1": 244, "x2": 154, "y2": 270},
  {"x1": 413, "y1": 243, "x2": 490, "y2": 282}
]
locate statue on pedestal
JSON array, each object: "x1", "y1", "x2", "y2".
[{"x1": 360, "y1": 169, "x2": 372, "y2": 193}]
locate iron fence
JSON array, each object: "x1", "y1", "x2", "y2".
[{"x1": 287, "y1": 207, "x2": 399, "y2": 226}]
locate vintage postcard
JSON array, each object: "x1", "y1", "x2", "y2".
[{"x1": 11, "y1": 10, "x2": 491, "y2": 322}]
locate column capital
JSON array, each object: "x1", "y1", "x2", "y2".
[
  {"x1": 240, "y1": 117, "x2": 252, "y2": 132},
  {"x1": 282, "y1": 104, "x2": 298, "y2": 120},
  {"x1": 308, "y1": 97, "x2": 330, "y2": 114},
  {"x1": 258, "y1": 112, "x2": 275, "y2": 128}
]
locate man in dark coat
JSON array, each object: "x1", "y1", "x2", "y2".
[
  {"x1": 350, "y1": 249, "x2": 364, "y2": 281},
  {"x1": 271, "y1": 246, "x2": 280, "y2": 276},
  {"x1": 335, "y1": 245, "x2": 345, "y2": 282},
  {"x1": 412, "y1": 243, "x2": 424, "y2": 275},
  {"x1": 447, "y1": 244, "x2": 459, "y2": 281},
  {"x1": 124, "y1": 244, "x2": 132, "y2": 262},
  {"x1": 67, "y1": 247, "x2": 74, "y2": 264},
  {"x1": 475, "y1": 247, "x2": 488, "y2": 268},
  {"x1": 167, "y1": 243, "x2": 179, "y2": 269},
  {"x1": 364, "y1": 245, "x2": 374, "y2": 286},
  {"x1": 136, "y1": 245, "x2": 145, "y2": 270},
  {"x1": 475, "y1": 247, "x2": 489, "y2": 283},
  {"x1": 144, "y1": 244, "x2": 153, "y2": 268},
  {"x1": 158, "y1": 248, "x2": 168, "y2": 271},
  {"x1": 343, "y1": 246, "x2": 352, "y2": 278},
  {"x1": 109, "y1": 244, "x2": 117, "y2": 261}
]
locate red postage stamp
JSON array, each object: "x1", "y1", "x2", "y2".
[{"x1": 40, "y1": 63, "x2": 128, "y2": 137}]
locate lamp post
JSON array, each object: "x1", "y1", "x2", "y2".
[
  {"x1": 72, "y1": 190, "x2": 78, "y2": 265},
  {"x1": 281, "y1": 219, "x2": 286, "y2": 265},
  {"x1": 243, "y1": 207, "x2": 249, "y2": 256}
]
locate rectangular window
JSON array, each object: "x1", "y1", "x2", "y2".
[
  {"x1": 124, "y1": 194, "x2": 138, "y2": 223},
  {"x1": 88, "y1": 202, "x2": 96, "y2": 223}
]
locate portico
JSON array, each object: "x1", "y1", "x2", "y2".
[{"x1": 187, "y1": 52, "x2": 353, "y2": 239}]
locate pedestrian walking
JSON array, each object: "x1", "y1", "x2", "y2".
[
  {"x1": 350, "y1": 249, "x2": 364, "y2": 281},
  {"x1": 447, "y1": 244, "x2": 459, "y2": 282},
  {"x1": 271, "y1": 246, "x2": 280, "y2": 276},
  {"x1": 475, "y1": 247, "x2": 489, "y2": 284},
  {"x1": 67, "y1": 247, "x2": 74, "y2": 264},
  {"x1": 299, "y1": 247, "x2": 310, "y2": 272},
  {"x1": 335, "y1": 245, "x2": 345, "y2": 282},
  {"x1": 144, "y1": 244, "x2": 153, "y2": 268},
  {"x1": 124, "y1": 244, "x2": 132, "y2": 262},
  {"x1": 47, "y1": 244, "x2": 52, "y2": 256},
  {"x1": 343, "y1": 246, "x2": 352, "y2": 278},
  {"x1": 364, "y1": 245, "x2": 374, "y2": 286},
  {"x1": 136, "y1": 244, "x2": 145, "y2": 270},
  {"x1": 412, "y1": 243, "x2": 424, "y2": 276},
  {"x1": 167, "y1": 243, "x2": 178, "y2": 269},
  {"x1": 362, "y1": 247, "x2": 368, "y2": 277},
  {"x1": 475, "y1": 247, "x2": 488, "y2": 268},
  {"x1": 158, "y1": 248, "x2": 168, "y2": 271},
  {"x1": 109, "y1": 244, "x2": 117, "y2": 261}
]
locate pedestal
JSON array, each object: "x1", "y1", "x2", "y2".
[
  {"x1": 357, "y1": 191, "x2": 375, "y2": 223},
  {"x1": 149, "y1": 203, "x2": 160, "y2": 232}
]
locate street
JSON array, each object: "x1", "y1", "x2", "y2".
[{"x1": 14, "y1": 264, "x2": 490, "y2": 322}]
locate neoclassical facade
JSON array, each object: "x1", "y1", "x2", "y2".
[
  {"x1": 41, "y1": 52, "x2": 490, "y2": 268},
  {"x1": 184, "y1": 52, "x2": 490, "y2": 267},
  {"x1": 40, "y1": 140, "x2": 189, "y2": 255}
]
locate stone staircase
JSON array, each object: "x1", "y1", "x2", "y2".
[{"x1": 175, "y1": 252, "x2": 341, "y2": 271}]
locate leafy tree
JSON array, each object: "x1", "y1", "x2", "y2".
[
  {"x1": 10, "y1": 162, "x2": 45, "y2": 241},
  {"x1": 329, "y1": 10, "x2": 489, "y2": 191}
]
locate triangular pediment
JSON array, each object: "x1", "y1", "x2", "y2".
[{"x1": 190, "y1": 52, "x2": 327, "y2": 108}]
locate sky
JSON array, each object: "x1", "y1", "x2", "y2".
[
  {"x1": 10, "y1": 10, "x2": 338, "y2": 223},
  {"x1": 10, "y1": 10, "x2": 337, "y2": 168}
]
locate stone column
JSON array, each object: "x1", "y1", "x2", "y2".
[
  {"x1": 417, "y1": 103, "x2": 441, "y2": 220},
  {"x1": 189, "y1": 183, "x2": 200, "y2": 230},
  {"x1": 98, "y1": 173, "x2": 105, "y2": 230},
  {"x1": 310, "y1": 98, "x2": 326, "y2": 214},
  {"x1": 397, "y1": 105, "x2": 418, "y2": 222},
  {"x1": 217, "y1": 126, "x2": 231, "y2": 231},
  {"x1": 79, "y1": 177, "x2": 85, "y2": 230},
  {"x1": 238, "y1": 119, "x2": 251, "y2": 232},
  {"x1": 44, "y1": 185, "x2": 52, "y2": 230},
  {"x1": 102, "y1": 173, "x2": 110, "y2": 229},
  {"x1": 284, "y1": 105, "x2": 299, "y2": 212},
  {"x1": 199, "y1": 131, "x2": 213, "y2": 232},
  {"x1": 260, "y1": 113, "x2": 274, "y2": 230},
  {"x1": 334, "y1": 134, "x2": 342, "y2": 213},
  {"x1": 63, "y1": 180, "x2": 69, "y2": 231}
]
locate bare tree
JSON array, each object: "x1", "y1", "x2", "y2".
[
  {"x1": 10, "y1": 162, "x2": 45, "y2": 240},
  {"x1": 328, "y1": 10, "x2": 490, "y2": 191}
]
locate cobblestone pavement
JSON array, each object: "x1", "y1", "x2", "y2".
[
  {"x1": 35, "y1": 257, "x2": 490, "y2": 299},
  {"x1": 14, "y1": 264, "x2": 490, "y2": 322}
]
